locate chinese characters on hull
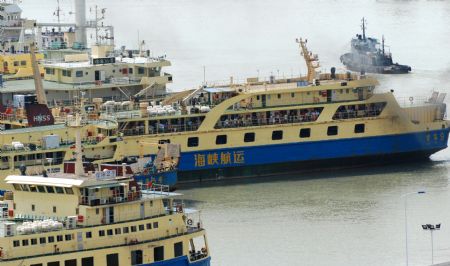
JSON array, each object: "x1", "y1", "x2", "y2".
[{"x1": 194, "y1": 151, "x2": 245, "y2": 167}]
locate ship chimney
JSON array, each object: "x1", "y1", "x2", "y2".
[{"x1": 75, "y1": 0, "x2": 87, "y2": 47}]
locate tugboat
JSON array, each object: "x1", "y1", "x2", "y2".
[{"x1": 340, "y1": 18, "x2": 411, "y2": 74}]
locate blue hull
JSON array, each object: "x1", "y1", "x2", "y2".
[
  {"x1": 178, "y1": 128, "x2": 449, "y2": 179},
  {"x1": 144, "y1": 256, "x2": 211, "y2": 266}
]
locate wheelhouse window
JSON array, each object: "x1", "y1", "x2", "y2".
[
  {"x1": 272, "y1": 130, "x2": 283, "y2": 140},
  {"x1": 327, "y1": 126, "x2": 338, "y2": 136}
]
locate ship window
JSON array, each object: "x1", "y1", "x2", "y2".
[
  {"x1": 47, "y1": 262, "x2": 60, "y2": 266},
  {"x1": 154, "y1": 246, "x2": 165, "y2": 261},
  {"x1": 256, "y1": 95, "x2": 260, "y2": 100},
  {"x1": 355, "y1": 124, "x2": 365, "y2": 134},
  {"x1": 40, "y1": 237, "x2": 46, "y2": 244},
  {"x1": 96, "y1": 208, "x2": 99, "y2": 215},
  {"x1": 107, "y1": 229, "x2": 113, "y2": 236},
  {"x1": 327, "y1": 126, "x2": 338, "y2": 136},
  {"x1": 20, "y1": 60, "x2": 26, "y2": 66},
  {"x1": 99, "y1": 230, "x2": 105, "y2": 237},
  {"x1": 31, "y1": 238, "x2": 37, "y2": 245},
  {"x1": 13, "y1": 240, "x2": 19, "y2": 247},
  {"x1": 13, "y1": 61, "x2": 19, "y2": 66},
  {"x1": 216, "y1": 135, "x2": 227, "y2": 145},
  {"x1": 53, "y1": 206, "x2": 57, "y2": 213},
  {"x1": 146, "y1": 223, "x2": 152, "y2": 230},
  {"x1": 76, "y1": 71, "x2": 83, "y2": 77},
  {"x1": 67, "y1": 70, "x2": 72, "y2": 77},
  {"x1": 64, "y1": 259, "x2": 77, "y2": 266},
  {"x1": 187, "y1": 137, "x2": 199, "y2": 147},
  {"x1": 131, "y1": 225, "x2": 137, "y2": 232},
  {"x1": 86, "y1": 232, "x2": 92, "y2": 238},
  {"x1": 131, "y1": 250, "x2": 143, "y2": 264},
  {"x1": 46, "y1": 186, "x2": 55, "y2": 193},
  {"x1": 32, "y1": 204, "x2": 35, "y2": 211},
  {"x1": 31, "y1": 263, "x2": 42, "y2": 266},
  {"x1": 346, "y1": 89, "x2": 349, "y2": 93},
  {"x1": 106, "y1": 253, "x2": 119, "y2": 266},
  {"x1": 291, "y1": 93, "x2": 295, "y2": 98},
  {"x1": 81, "y1": 257, "x2": 94, "y2": 266},
  {"x1": 65, "y1": 234, "x2": 72, "y2": 241},
  {"x1": 48, "y1": 236, "x2": 55, "y2": 243},
  {"x1": 139, "y1": 224, "x2": 145, "y2": 231},
  {"x1": 114, "y1": 228, "x2": 121, "y2": 234},
  {"x1": 21, "y1": 184, "x2": 29, "y2": 191},
  {"x1": 174, "y1": 242, "x2": 183, "y2": 257},
  {"x1": 153, "y1": 222, "x2": 159, "y2": 228},
  {"x1": 244, "y1": 132, "x2": 255, "y2": 142},
  {"x1": 22, "y1": 239, "x2": 29, "y2": 246},
  {"x1": 300, "y1": 128, "x2": 311, "y2": 138},
  {"x1": 272, "y1": 130, "x2": 283, "y2": 140},
  {"x1": 138, "y1": 67, "x2": 145, "y2": 74},
  {"x1": 65, "y1": 188, "x2": 74, "y2": 194},
  {"x1": 57, "y1": 235, "x2": 63, "y2": 242},
  {"x1": 129, "y1": 68, "x2": 133, "y2": 74},
  {"x1": 55, "y1": 187, "x2": 65, "y2": 194},
  {"x1": 37, "y1": 186, "x2": 46, "y2": 193},
  {"x1": 277, "y1": 94, "x2": 281, "y2": 99},
  {"x1": 123, "y1": 227, "x2": 129, "y2": 233}
]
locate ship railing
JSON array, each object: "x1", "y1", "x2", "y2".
[
  {"x1": 140, "y1": 183, "x2": 170, "y2": 195},
  {"x1": 79, "y1": 191, "x2": 143, "y2": 206},
  {"x1": 397, "y1": 96, "x2": 444, "y2": 107},
  {"x1": 332, "y1": 110, "x2": 383, "y2": 120},
  {"x1": 214, "y1": 114, "x2": 320, "y2": 129}
]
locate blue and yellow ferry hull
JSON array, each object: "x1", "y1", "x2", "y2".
[{"x1": 177, "y1": 128, "x2": 449, "y2": 181}]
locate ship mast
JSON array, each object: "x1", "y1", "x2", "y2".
[
  {"x1": 30, "y1": 42, "x2": 47, "y2": 105},
  {"x1": 382, "y1": 35, "x2": 385, "y2": 55},
  {"x1": 296, "y1": 38, "x2": 320, "y2": 83},
  {"x1": 361, "y1": 17, "x2": 366, "y2": 40}
]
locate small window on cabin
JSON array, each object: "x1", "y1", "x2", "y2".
[
  {"x1": 187, "y1": 137, "x2": 199, "y2": 147},
  {"x1": 53, "y1": 206, "x2": 57, "y2": 213},
  {"x1": 55, "y1": 187, "x2": 64, "y2": 194},
  {"x1": 355, "y1": 124, "x2": 365, "y2": 134},
  {"x1": 20, "y1": 60, "x2": 26, "y2": 66},
  {"x1": 327, "y1": 126, "x2": 338, "y2": 136},
  {"x1": 96, "y1": 208, "x2": 99, "y2": 215},
  {"x1": 29, "y1": 185, "x2": 37, "y2": 192},
  {"x1": 22, "y1": 239, "x2": 29, "y2": 246},
  {"x1": 57, "y1": 235, "x2": 63, "y2": 242},
  {"x1": 21, "y1": 184, "x2": 30, "y2": 191},
  {"x1": 76, "y1": 71, "x2": 83, "y2": 77},
  {"x1": 154, "y1": 246, "x2": 165, "y2": 261},
  {"x1": 244, "y1": 132, "x2": 255, "y2": 142},
  {"x1": 65, "y1": 234, "x2": 72, "y2": 241},
  {"x1": 139, "y1": 224, "x2": 145, "y2": 231},
  {"x1": 13, "y1": 61, "x2": 19, "y2": 66},
  {"x1": 277, "y1": 94, "x2": 281, "y2": 99},
  {"x1": 153, "y1": 222, "x2": 159, "y2": 229},
  {"x1": 346, "y1": 89, "x2": 350, "y2": 94},
  {"x1": 300, "y1": 128, "x2": 311, "y2": 138},
  {"x1": 64, "y1": 259, "x2": 77, "y2": 266},
  {"x1": 146, "y1": 223, "x2": 152, "y2": 230},
  {"x1": 13, "y1": 240, "x2": 20, "y2": 247},
  {"x1": 123, "y1": 227, "x2": 129, "y2": 233},
  {"x1": 291, "y1": 93, "x2": 295, "y2": 98},
  {"x1": 99, "y1": 230, "x2": 106, "y2": 237},
  {"x1": 174, "y1": 242, "x2": 183, "y2": 257},
  {"x1": 13, "y1": 184, "x2": 21, "y2": 191},
  {"x1": 31, "y1": 238, "x2": 37, "y2": 245},
  {"x1": 37, "y1": 186, "x2": 46, "y2": 193},
  {"x1": 272, "y1": 130, "x2": 283, "y2": 140},
  {"x1": 31, "y1": 264, "x2": 43, "y2": 266},
  {"x1": 131, "y1": 225, "x2": 137, "y2": 232},
  {"x1": 67, "y1": 70, "x2": 72, "y2": 77},
  {"x1": 114, "y1": 228, "x2": 121, "y2": 235},
  {"x1": 86, "y1": 232, "x2": 92, "y2": 238},
  {"x1": 46, "y1": 186, "x2": 55, "y2": 193},
  {"x1": 32, "y1": 204, "x2": 35, "y2": 211},
  {"x1": 107, "y1": 229, "x2": 113, "y2": 236},
  {"x1": 256, "y1": 95, "x2": 260, "y2": 100},
  {"x1": 216, "y1": 135, "x2": 227, "y2": 145},
  {"x1": 40, "y1": 237, "x2": 46, "y2": 244},
  {"x1": 129, "y1": 68, "x2": 133, "y2": 74},
  {"x1": 48, "y1": 261, "x2": 60, "y2": 266},
  {"x1": 81, "y1": 257, "x2": 94, "y2": 266},
  {"x1": 48, "y1": 236, "x2": 55, "y2": 243},
  {"x1": 150, "y1": 201, "x2": 153, "y2": 207},
  {"x1": 65, "y1": 188, "x2": 74, "y2": 194},
  {"x1": 138, "y1": 67, "x2": 145, "y2": 74}
]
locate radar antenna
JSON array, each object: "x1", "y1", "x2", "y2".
[{"x1": 296, "y1": 38, "x2": 320, "y2": 83}]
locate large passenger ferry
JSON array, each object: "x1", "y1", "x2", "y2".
[
  {"x1": 0, "y1": 116, "x2": 211, "y2": 266},
  {"x1": 0, "y1": 39, "x2": 447, "y2": 186}
]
